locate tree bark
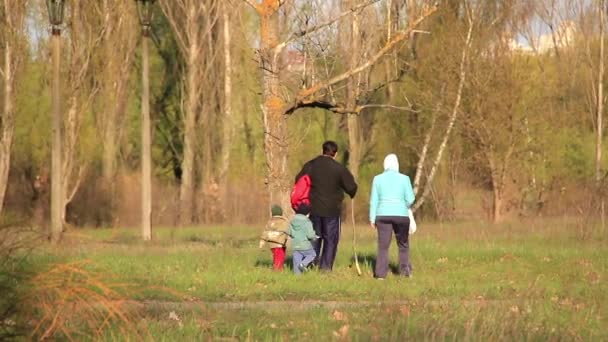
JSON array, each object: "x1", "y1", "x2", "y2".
[
  {"x1": 0, "y1": 0, "x2": 26, "y2": 217},
  {"x1": 50, "y1": 33, "x2": 63, "y2": 242},
  {"x1": 596, "y1": 0, "x2": 604, "y2": 184},
  {"x1": 218, "y1": 2, "x2": 234, "y2": 219},
  {"x1": 179, "y1": 46, "x2": 199, "y2": 226},
  {"x1": 488, "y1": 153, "x2": 503, "y2": 223},
  {"x1": 141, "y1": 36, "x2": 152, "y2": 240},
  {"x1": 259, "y1": 0, "x2": 291, "y2": 212},
  {"x1": 0, "y1": 42, "x2": 14, "y2": 215},
  {"x1": 346, "y1": 0, "x2": 363, "y2": 180}
]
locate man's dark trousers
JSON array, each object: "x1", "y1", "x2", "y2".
[{"x1": 310, "y1": 215, "x2": 340, "y2": 271}]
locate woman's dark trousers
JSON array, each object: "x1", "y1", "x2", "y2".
[{"x1": 374, "y1": 216, "x2": 411, "y2": 278}]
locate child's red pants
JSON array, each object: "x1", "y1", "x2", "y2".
[{"x1": 271, "y1": 247, "x2": 286, "y2": 271}]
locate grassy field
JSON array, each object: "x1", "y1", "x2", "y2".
[{"x1": 12, "y1": 218, "x2": 608, "y2": 340}]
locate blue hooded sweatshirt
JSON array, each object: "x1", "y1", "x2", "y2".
[{"x1": 369, "y1": 154, "x2": 415, "y2": 224}]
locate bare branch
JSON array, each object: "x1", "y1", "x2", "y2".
[
  {"x1": 274, "y1": 0, "x2": 381, "y2": 53},
  {"x1": 288, "y1": 4, "x2": 439, "y2": 114},
  {"x1": 358, "y1": 104, "x2": 420, "y2": 113}
]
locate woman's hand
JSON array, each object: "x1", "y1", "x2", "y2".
[{"x1": 370, "y1": 222, "x2": 376, "y2": 229}]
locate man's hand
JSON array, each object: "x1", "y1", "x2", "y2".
[{"x1": 370, "y1": 222, "x2": 376, "y2": 229}]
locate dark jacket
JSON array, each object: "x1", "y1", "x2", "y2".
[{"x1": 295, "y1": 155, "x2": 358, "y2": 217}]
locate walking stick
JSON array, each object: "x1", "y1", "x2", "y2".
[{"x1": 351, "y1": 199, "x2": 362, "y2": 276}]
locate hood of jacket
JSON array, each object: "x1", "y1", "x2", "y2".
[
  {"x1": 383, "y1": 153, "x2": 399, "y2": 172},
  {"x1": 290, "y1": 214, "x2": 309, "y2": 231}
]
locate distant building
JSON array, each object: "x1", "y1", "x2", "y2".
[
  {"x1": 510, "y1": 20, "x2": 576, "y2": 54},
  {"x1": 285, "y1": 50, "x2": 306, "y2": 72}
]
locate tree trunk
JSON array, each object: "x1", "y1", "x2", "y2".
[
  {"x1": 50, "y1": 33, "x2": 63, "y2": 242},
  {"x1": 61, "y1": 96, "x2": 85, "y2": 225},
  {"x1": 141, "y1": 36, "x2": 152, "y2": 240},
  {"x1": 99, "y1": 0, "x2": 137, "y2": 225},
  {"x1": 259, "y1": 1, "x2": 291, "y2": 213},
  {"x1": 596, "y1": 0, "x2": 604, "y2": 184},
  {"x1": 346, "y1": 0, "x2": 362, "y2": 180},
  {"x1": 492, "y1": 186, "x2": 503, "y2": 223},
  {"x1": 0, "y1": 43, "x2": 14, "y2": 215},
  {"x1": 413, "y1": 15, "x2": 473, "y2": 212},
  {"x1": 179, "y1": 50, "x2": 199, "y2": 226},
  {"x1": 488, "y1": 152, "x2": 505, "y2": 223},
  {"x1": 218, "y1": 2, "x2": 234, "y2": 219}
]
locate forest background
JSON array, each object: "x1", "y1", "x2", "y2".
[{"x1": 1, "y1": 0, "x2": 607, "y2": 233}]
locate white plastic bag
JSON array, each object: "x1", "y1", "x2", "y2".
[{"x1": 408, "y1": 209, "x2": 417, "y2": 234}]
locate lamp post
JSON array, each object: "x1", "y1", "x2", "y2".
[
  {"x1": 135, "y1": 0, "x2": 155, "y2": 241},
  {"x1": 46, "y1": 0, "x2": 65, "y2": 243}
]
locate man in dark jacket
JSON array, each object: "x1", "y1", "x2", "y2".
[{"x1": 295, "y1": 141, "x2": 358, "y2": 271}]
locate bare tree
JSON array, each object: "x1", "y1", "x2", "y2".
[
  {"x1": 0, "y1": 0, "x2": 28, "y2": 215},
  {"x1": 242, "y1": 0, "x2": 438, "y2": 211},
  {"x1": 60, "y1": 0, "x2": 104, "y2": 225},
  {"x1": 160, "y1": 0, "x2": 220, "y2": 226},
  {"x1": 97, "y1": 0, "x2": 138, "y2": 223},
  {"x1": 413, "y1": 5, "x2": 474, "y2": 212},
  {"x1": 218, "y1": 0, "x2": 235, "y2": 220}
]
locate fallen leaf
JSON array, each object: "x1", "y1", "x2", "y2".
[
  {"x1": 399, "y1": 305, "x2": 411, "y2": 317},
  {"x1": 332, "y1": 310, "x2": 347, "y2": 322},
  {"x1": 500, "y1": 253, "x2": 515, "y2": 262},
  {"x1": 587, "y1": 271, "x2": 600, "y2": 284},
  {"x1": 333, "y1": 324, "x2": 350, "y2": 339}
]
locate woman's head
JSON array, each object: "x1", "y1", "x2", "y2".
[{"x1": 383, "y1": 154, "x2": 399, "y2": 172}]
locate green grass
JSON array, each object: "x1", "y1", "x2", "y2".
[{"x1": 16, "y1": 218, "x2": 608, "y2": 340}]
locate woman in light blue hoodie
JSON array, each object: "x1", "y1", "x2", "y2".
[{"x1": 369, "y1": 154, "x2": 415, "y2": 279}]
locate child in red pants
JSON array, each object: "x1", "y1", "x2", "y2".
[{"x1": 259, "y1": 205, "x2": 289, "y2": 271}]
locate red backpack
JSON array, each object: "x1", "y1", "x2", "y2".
[{"x1": 291, "y1": 174, "x2": 311, "y2": 211}]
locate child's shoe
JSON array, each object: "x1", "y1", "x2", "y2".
[{"x1": 298, "y1": 263, "x2": 308, "y2": 273}]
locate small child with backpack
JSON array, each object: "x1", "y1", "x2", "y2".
[
  {"x1": 259, "y1": 205, "x2": 289, "y2": 271},
  {"x1": 287, "y1": 204, "x2": 318, "y2": 275}
]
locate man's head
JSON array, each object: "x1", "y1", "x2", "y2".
[
  {"x1": 295, "y1": 203, "x2": 312, "y2": 216},
  {"x1": 322, "y1": 141, "x2": 338, "y2": 158},
  {"x1": 271, "y1": 204, "x2": 283, "y2": 216}
]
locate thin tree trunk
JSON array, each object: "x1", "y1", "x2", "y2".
[
  {"x1": 61, "y1": 97, "x2": 82, "y2": 225},
  {"x1": 492, "y1": 187, "x2": 502, "y2": 223},
  {"x1": 488, "y1": 154, "x2": 503, "y2": 223},
  {"x1": 596, "y1": 0, "x2": 604, "y2": 184},
  {"x1": 0, "y1": 43, "x2": 14, "y2": 215},
  {"x1": 218, "y1": 3, "x2": 234, "y2": 220},
  {"x1": 597, "y1": 0, "x2": 605, "y2": 230},
  {"x1": 50, "y1": 33, "x2": 63, "y2": 242},
  {"x1": 179, "y1": 50, "x2": 199, "y2": 226},
  {"x1": 141, "y1": 36, "x2": 152, "y2": 240},
  {"x1": 413, "y1": 16, "x2": 473, "y2": 212},
  {"x1": 347, "y1": 0, "x2": 362, "y2": 179},
  {"x1": 413, "y1": 107, "x2": 438, "y2": 196}
]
